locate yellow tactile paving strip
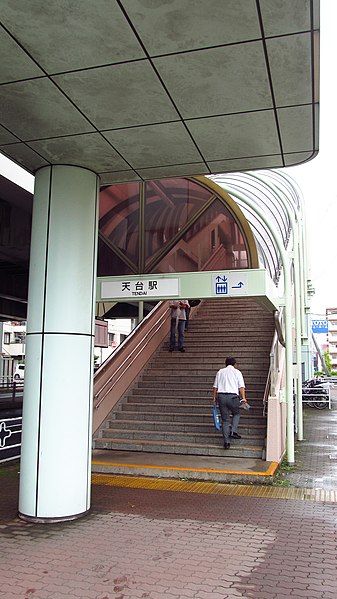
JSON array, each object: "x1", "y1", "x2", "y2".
[{"x1": 92, "y1": 473, "x2": 337, "y2": 503}]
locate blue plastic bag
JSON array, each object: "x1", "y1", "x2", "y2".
[{"x1": 213, "y1": 404, "x2": 221, "y2": 431}]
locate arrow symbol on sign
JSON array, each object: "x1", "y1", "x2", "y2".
[{"x1": 232, "y1": 282, "x2": 244, "y2": 288}]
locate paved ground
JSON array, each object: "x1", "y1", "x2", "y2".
[
  {"x1": 0, "y1": 397, "x2": 336, "y2": 599},
  {"x1": 275, "y1": 392, "x2": 337, "y2": 490}
]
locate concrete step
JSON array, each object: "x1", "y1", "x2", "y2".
[
  {"x1": 151, "y1": 354, "x2": 270, "y2": 365},
  {"x1": 120, "y1": 394, "x2": 263, "y2": 408},
  {"x1": 143, "y1": 365, "x2": 268, "y2": 375},
  {"x1": 97, "y1": 427, "x2": 264, "y2": 446},
  {"x1": 91, "y1": 450, "x2": 275, "y2": 484},
  {"x1": 121, "y1": 403, "x2": 265, "y2": 418},
  {"x1": 130, "y1": 388, "x2": 266, "y2": 398},
  {"x1": 113, "y1": 410, "x2": 267, "y2": 425},
  {"x1": 126, "y1": 393, "x2": 265, "y2": 405},
  {"x1": 190, "y1": 324, "x2": 273, "y2": 329},
  {"x1": 138, "y1": 374, "x2": 268, "y2": 385},
  {"x1": 158, "y1": 342, "x2": 272, "y2": 349},
  {"x1": 106, "y1": 419, "x2": 266, "y2": 436},
  {"x1": 94, "y1": 437, "x2": 264, "y2": 458}
]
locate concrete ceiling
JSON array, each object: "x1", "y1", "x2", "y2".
[{"x1": 0, "y1": 0, "x2": 319, "y2": 185}]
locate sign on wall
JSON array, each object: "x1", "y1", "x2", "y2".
[
  {"x1": 101, "y1": 278, "x2": 179, "y2": 300},
  {"x1": 97, "y1": 269, "x2": 279, "y2": 311},
  {"x1": 212, "y1": 273, "x2": 248, "y2": 296}
]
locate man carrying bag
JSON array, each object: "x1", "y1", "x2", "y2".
[{"x1": 213, "y1": 357, "x2": 248, "y2": 449}]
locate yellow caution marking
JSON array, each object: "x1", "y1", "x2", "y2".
[
  {"x1": 92, "y1": 460, "x2": 279, "y2": 477},
  {"x1": 91, "y1": 473, "x2": 337, "y2": 503}
]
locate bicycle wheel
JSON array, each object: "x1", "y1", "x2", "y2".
[{"x1": 313, "y1": 401, "x2": 328, "y2": 409}]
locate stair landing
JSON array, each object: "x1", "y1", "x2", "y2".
[{"x1": 92, "y1": 449, "x2": 278, "y2": 485}]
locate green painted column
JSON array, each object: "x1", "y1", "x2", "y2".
[{"x1": 19, "y1": 165, "x2": 99, "y2": 522}]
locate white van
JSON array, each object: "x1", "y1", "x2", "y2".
[{"x1": 14, "y1": 364, "x2": 25, "y2": 380}]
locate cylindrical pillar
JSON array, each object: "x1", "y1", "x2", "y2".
[{"x1": 19, "y1": 165, "x2": 99, "y2": 522}]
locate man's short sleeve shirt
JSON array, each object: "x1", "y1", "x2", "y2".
[{"x1": 213, "y1": 365, "x2": 245, "y2": 394}]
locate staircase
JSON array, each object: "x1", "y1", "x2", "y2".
[{"x1": 94, "y1": 298, "x2": 275, "y2": 459}]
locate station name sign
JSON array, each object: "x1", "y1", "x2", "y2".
[{"x1": 101, "y1": 278, "x2": 179, "y2": 299}]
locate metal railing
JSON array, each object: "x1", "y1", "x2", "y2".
[{"x1": 0, "y1": 379, "x2": 24, "y2": 404}]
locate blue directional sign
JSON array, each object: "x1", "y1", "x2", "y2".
[
  {"x1": 312, "y1": 320, "x2": 328, "y2": 333},
  {"x1": 232, "y1": 281, "x2": 244, "y2": 289},
  {"x1": 215, "y1": 275, "x2": 228, "y2": 295},
  {"x1": 212, "y1": 273, "x2": 247, "y2": 296}
]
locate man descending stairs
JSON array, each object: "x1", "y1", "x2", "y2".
[{"x1": 94, "y1": 298, "x2": 275, "y2": 459}]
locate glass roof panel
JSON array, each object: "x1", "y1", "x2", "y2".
[{"x1": 209, "y1": 169, "x2": 300, "y2": 283}]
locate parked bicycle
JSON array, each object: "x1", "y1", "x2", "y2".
[{"x1": 302, "y1": 378, "x2": 331, "y2": 409}]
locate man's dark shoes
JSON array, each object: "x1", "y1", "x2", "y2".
[
  {"x1": 230, "y1": 432, "x2": 241, "y2": 439},
  {"x1": 224, "y1": 443, "x2": 230, "y2": 449},
  {"x1": 169, "y1": 348, "x2": 173, "y2": 352},
  {"x1": 179, "y1": 348, "x2": 185, "y2": 352}
]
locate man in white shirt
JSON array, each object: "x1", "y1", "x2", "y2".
[
  {"x1": 169, "y1": 300, "x2": 190, "y2": 352},
  {"x1": 213, "y1": 357, "x2": 248, "y2": 449}
]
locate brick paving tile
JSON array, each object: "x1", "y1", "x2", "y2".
[
  {"x1": 145, "y1": 594, "x2": 177, "y2": 599},
  {"x1": 288, "y1": 593, "x2": 322, "y2": 598}
]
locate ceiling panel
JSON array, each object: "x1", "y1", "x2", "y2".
[
  {"x1": 103, "y1": 122, "x2": 203, "y2": 169},
  {"x1": 208, "y1": 155, "x2": 283, "y2": 174},
  {"x1": 136, "y1": 162, "x2": 209, "y2": 181},
  {"x1": 154, "y1": 42, "x2": 272, "y2": 119},
  {"x1": 284, "y1": 151, "x2": 315, "y2": 166},
  {"x1": 0, "y1": 78, "x2": 94, "y2": 140},
  {"x1": 0, "y1": 1, "x2": 145, "y2": 73},
  {"x1": 53, "y1": 62, "x2": 180, "y2": 130},
  {"x1": 266, "y1": 34, "x2": 312, "y2": 106},
  {"x1": 186, "y1": 111, "x2": 280, "y2": 161},
  {"x1": 121, "y1": 0, "x2": 260, "y2": 54},
  {"x1": 28, "y1": 133, "x2": 131, "y2": 172},
  {"x1": 259, "y1": 0, "x2": 311, "y2": 36},
  {"x1": 0, "y1": 126, "x2": 20, "y2": 145},
  {"x1": 1, "y1": 143, "x2": 49, "y2": 172},
  {"x1": 100, "y1": 171, "x2": 141, "y2": 185},
  {"x1": 277, "y1": 106, "x2": 314, "y2": 153},
  {"x1": 0, "y1": 27, "x2": 44, "y2": 84}
]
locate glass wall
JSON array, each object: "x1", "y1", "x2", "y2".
[{"x1": 98, "y1": 177, "x2": 250, "y2": 276}]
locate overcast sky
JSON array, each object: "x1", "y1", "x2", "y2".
[{"x1": 0, "y1": 0, "x2": 334, "y2": 316}]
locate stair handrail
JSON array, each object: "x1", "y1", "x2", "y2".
[
  {"x1": 273, "y1": 310, "x2": 286, "y2": 348},
  {"x1": 94, "y1": 301, "x2": 170, "y2": 409},
  {"x1": 263, "y1": 306, "x2": 285, "y2": 417},
  {"x1": 262, "y1": 368, "x2": 272, "y2": 417}
]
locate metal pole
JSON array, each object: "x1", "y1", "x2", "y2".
[{"x1": 138, "y1": 301, "x2": 144, "y2": 324}]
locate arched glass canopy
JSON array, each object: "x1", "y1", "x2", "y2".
[
  {"x1": 209, "y1": 170, "x2": 302, "y2": 284},
  {"x1": 98, "y1": 170, "x2": 301, "y2": 285}
]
